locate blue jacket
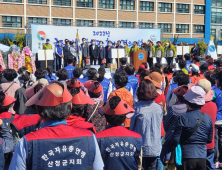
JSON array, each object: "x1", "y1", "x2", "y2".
[
  {"x1": 0, "y1": 139, "x2": 4, "y2": 170},
  {"x1": 96, "y1": 125, "x2": 142, "y2": 170},
  {"x1": 64, "y1": 65, "x2": 75, "y2": 79},
  {"x1": 128, "y1": 75, "x2": 138, "y2": 97},
  {"x1": 45, "y1": 74, "x2": 57, "y2": 82},
  {"x1": 9, "y1": 120, "x2": 104, "y2": 170},
  {"x1": 99, "y1": 78, "x2": 111, "y2": 102},
  {"x1": 105, "y1": 46, "x2": 113, "y2": 59},
  {"x1": 55, "y1": 45, "x2": 63, "y2": 56},
  {"x1": 213, "y1": 86, "x2": 222, "y2": 120},
  {"x1": 78, "y1": 77, "x2": 88, "y2": 84},
  {"x1": 172, "y1": 110, "x2": 213, "y2": 159},
  {"x1": 98, "y1": 46, "x2": 106, "y2": 59}
]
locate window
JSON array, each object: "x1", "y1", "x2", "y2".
[
  {"x1": 194, "y1": 5, "x2": 205, "y2": 14},
  {"x1": 211, "y1": 8, "x2": 222, "y2": 24},
  {"x1": 28, "y1": 0, "x2": 47, "y2": 4},
  {"x1": 177, "y1": 4, "x2": 189, "y2": 13},
  {"x1": 120, "y1": 0, "x2": 135, "y2": 10},
  {"x1": 159, "y1": 3, "x2": 172, "y2": 12},
  {"x1": 140, "y1": 1, "x2": 154, "y2": 11},
  {"x1": 53, "y1": 19, "x2": 71, "y2": 26},
  {"x1": 119, "y1": 22, "x2": 134, "y2": 28},
  {"x1": 193, "y1": 25, "x2": 204, "y2": 34},
  {"x1": 2, "y1": 16, "x2": 22, "y2": 28},
  {"x1": 2, "y1": 0, "x2": 22, "y2": 3},
  {"x1": 211, "y1": 25, "x2": 222, "y2": 40},
  {"x1": 28, "y1": 18, "x2": 47, "y2": 25},
  {"x1": 139, "y1": 23, "x2": 153, "y2": 29},
  {"x1": 212, "y1": 0, "x2": 222, "y2": 7},
  {"x1": 53, "y1": 0, "x2": 71, "y2": 6},
  {"x1": 99, "y1": 21, "x2": 114, "y2": 27},
  {"x1": 99, "y1": 0, "x2": 114, "y2": 9},
  {"x1": 77, "y1": 20, "x2": 93, "y2": 27},
  {"x1": 77, "y1": 0, "x2": 93, "y2": 7},
  {"x1": 176, "y1": 24, "x2": 189, "y2": 33},
  {"x1": 158, "y1": 23, "x2": 171, "y2": 33}
]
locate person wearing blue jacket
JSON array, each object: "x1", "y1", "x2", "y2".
[
  {"x1": 73, "y1": 67, "x2": 88, "y2": 84},
  {"x1": 97, "y1": 67, "x2": 112, "y2": 102},
  {"x1": 45, "y1": 66, "x2": 57, "y2": 83},
  {"x1": 125, "y1": 65, "x2": 138, "y2": 97},
  {"x1": 172, "y1": 86, "x2": 213, "y2": 170},
  {"x1": 63, "y1": 56, "x2": 75, "y2": 79},
  {"x1": 98, "y1": 40, "x2": 106, "y2": 65}
]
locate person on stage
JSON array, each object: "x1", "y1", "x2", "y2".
[
  {"x1": 130, "y1": 41, "x2": 139, "y2": 52},
  {"x1": 42, "y1": 39, "x2": 52, "y2": 50},
  {"x1": 55, "y1": 40, "x2": 63, "y2": 71},
  {"x1": 63, "y1": 40, "x2": 72, "y2": 67},
  {"x1": 81, "y1": 38, "x2": 90, "y2": 68},
  {"x1": 105, "y1": 40, "x2": 113, "y2": 64},
  {"x1": 166, "y1": 41, "x2": 176, "y2": 65},
  {"x1": 124, "y1": 42, "x2": 130, "y2": 63},
  {"x1": 116, "y1": 40, "x2": 124, "y2": 48},
  {"x1": 155, "y1": 41, "x2": 164, "y2": 64},
  {"x1": 98, "y1": 40, "x2": 106, "y2": 65},
  {"x1": 89, "y1": 39, "x2": 98, "y2": 65},
  {"x1": 147, "y1": 40, "x2": 155, "y2": 69}
]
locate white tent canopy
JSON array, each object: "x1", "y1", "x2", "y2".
[{"x1": 0, "y1": 43, "x2": 10, "y2": 52}]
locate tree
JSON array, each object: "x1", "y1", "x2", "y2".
[
  {"x1": 198, "y1": 39, "x2": 207, "y2": 56},
  {"x1": 8, "y1": 31, "x2": 26, "y2": 49}
]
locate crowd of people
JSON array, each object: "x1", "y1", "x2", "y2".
[{"x1": 0, "y1": 47, "x2": 221, "y2": 170}]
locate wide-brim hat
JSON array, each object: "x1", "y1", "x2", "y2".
[
  {"x1": 26, "y1": 82, "x2": 72, "y2": 107},
  {"x1": 172, "y1": 85, "x2": 188, "y2": 96},
  {"x1": 3, "y1": 94, "x2": 16, "y2": 106},
  {"x1": 144, "y1": 72, "x2": 162, "y2": 89},
  {"x1": 99, "y1": 98, "x2": 135, "y2": 118},
  {"x1": 25, "y1": 84, "x2": 44, "y2": 99},
  {"x1": 66, "y1": 79, "x2": 83, "y2": 88},
  {"x1": 184, "y1": 86, "x2": 206, "y2": 105},
  {"x1": 84, "y1": 80, "x2": 102, "y2": 93},
  {"x1": 72, "y1": 89, "x2": 94, "y2": 105},
  {"x1": 32, "y1": 78, "x2": 49, "y2": 87}
]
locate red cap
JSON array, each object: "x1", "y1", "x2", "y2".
[
  {"x1": 25, "y1": 83, "x2": 73, "y2": 107},
  {"x1": 84, "y1": 81, "x2": 103, "y2": 93},
  {"x1": 100, "y1": 98, "x2": 135, "y2": 118},
  {"x1": 25, "y1": 85, "x2": 44, "y2": 99},
  {"x1": 206, "y1": 58, "x2": 214, "y2": 63},
  {"x1": 3, "y1": 93, "x2": 16, "y2": 106},
  {"x1": 72, "y1": 89, "x2": 94, "y2": 105},
  {"x1": 66, "y1": 79, "x2": 83, "y2": 88},
  {"x1": 172, "y1": 85, "x2": 188, "y2": 96},
  {"x1": 139, "y1": 64, "x2": 145, "y2": 70}
]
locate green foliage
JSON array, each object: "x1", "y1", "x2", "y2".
[
  {"x1": 161, "y1": 38, "x2": 170, "y2": 45},
  {"x1": 0, "y1": 33, "x2": 13, "y2": 46},
  {"x1": 198, "y1": 39, "x2": 207, "y2": 55}
]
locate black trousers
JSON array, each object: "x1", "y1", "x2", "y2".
[
  {"x1": 166, "y1": 57, "x2": 173, "y2": 65},
  {"x1": 90, "y1": 56, "x2": 97, "y2": 65},
  {"x1": 142, "y1": 157, "x2": 157, "y2": 170},
  {"x1": 214, "y1": 124, "x2": 222, "y2": 162},
  {"x1": 147, "y1": 57, "x2": 153, "y2": 69},
  {"x1": 81, "y1": 58, "x2": 87, "y2": 68},
  {"x1": 181, "y1": 158, "x2": 206, "y2": 170},
  {"x1": 156, "y1": 57, "x2": 161, "y2": 64}
]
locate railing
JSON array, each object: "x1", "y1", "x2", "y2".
[
  {"x1": 53, "y1": 0, "x2": 71, "y2": 6},
  {"x1": 2, "y1": 23, "x2": 22, "y2": 28},
  {"x1": 28, "y1": 0, "x2": 47, "y2": 4},
  {"x1": 98, "y1": 4, "x2": 114, "y2": 9},
  {"x1": 76, "y1": 2, "x2": 93, "y2": 7}
]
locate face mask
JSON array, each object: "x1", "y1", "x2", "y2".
[
  {"x1": 124, "y1": 45, "x2": 126, "y2": 47},
  {"x1": 100, "y1": 44, "x2": 103, "y2": 46},
  {"x1": 68, "y1": 44, "x2": 70, "y2": 47},
  {"x1": 46, "y1": 41, "x2": 49, "y2": 43},
  {"x1": 109, "y1": 43, "x2": 111, "y2": 46},
  {"x1": 92, "y1": 42, "x2": 95, "y2": 45},
  {"x1": 83, "y1": 40, "x2": 86, "y2": 43},
  {"x1": 58, "y1": 43, "x2": 61, "y2": 46}
]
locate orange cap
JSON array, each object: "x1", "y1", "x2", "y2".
[
  {"x1": 100, "y1": 98, "x2": 135, "y2": 118},
  {"x1": 3, "y1": 93, "x2": 16, "y2": 106},
  {"x1": 84, "y1": 80, "x2": 103, "y2": 93},
  {"x1": 25, "y1": 83, "x2": 72, "y2": 107},
  {"x1": 25, "y1": 85, "x2": 44, "y2": 99},
  {"x1": 66, "y1": 79, "x2": 83, "y2": 88},
  {"x1": 72, "y1": 89, "x2": 94, "y2": 105}
]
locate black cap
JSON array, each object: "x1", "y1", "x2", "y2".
[
  {"x1": 210, "y1": 71, "x2": 222, "y2": 80},
  {"x1": 46, "y1": 39, "x2": 50, "y2": 42},
  {"x1": 199, "y1": 63, "x2": 208, "y2": 72},
  {"x1": 215, "y1": 59, "x2": 222, "y2": 67}
]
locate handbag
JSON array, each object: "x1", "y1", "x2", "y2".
[{"x1": 174, "y1": 112, "x2": 204, "y2": 166}]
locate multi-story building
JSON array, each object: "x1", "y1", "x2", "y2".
[{"x1": 0, "y1": 0, "x2": 219, "y2": 44}]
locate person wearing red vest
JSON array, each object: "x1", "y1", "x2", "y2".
[
  {"x1": 9, "y1": 83, "x2": 104, "y2": 170},
  {"x1": 66, "y1": 87, "x2": 96, "y2": 133},
  {"x1": 96, "y1": 96, "x2": 142, "y2": 170},
  {"x1": 11, "y1": 83, "x2": 44, "y2": 145},
  {"x1": 206, "y1": 57, "x2": 216, "y2": 71}
]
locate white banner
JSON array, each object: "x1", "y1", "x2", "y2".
[
  {"x1": 31, "y1": 24, "x2": 161, "y2": 54},
  {"x1": 205, "y1": 40, "x2": 217, "y2": 59}
]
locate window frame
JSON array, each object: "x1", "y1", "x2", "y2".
[
  {"x1": 99, "y1": 21, "x2": 115, "y2": 27},
  {"x1": 120, "y1": 0, "x2": 135, "y2": 10},
  {"x1": 98, "y1": 0, "x2": 114, "y2": 9},
  {"x1": 139, "y1": 23, "x2": 153, "y2": 29},
  {"x1": 159, "y1": 3, "x2": 172, "y2": 13},
  {"x1": 176, "y1": 24, "x2": 189, "y2": 33},
  {"x1": 53, "y1": 19, "x2": 71, "y2": 26},
  {"x1": 177, "y1": 4, "x2": 189, "y2": 13},
  {"x1": 76, "y1": 0, "x2": 93, "y2": 8},
  {"x1": 76, "y1": 20, "x2": 94, "y2": 27},
  {"x1": 28, "y1": 17, "x2": 47, "y2": 25},
  {"x1": 28, "y1": 0, "x2": 47, "y2": 4},
  {"x1": 194, "y1": 5, "x2": 205, "y2": 14},
  {"x1": 139, "y1": 1, "x2": 154, "y2": 11},
  {"x1": 119, "y1": 22, "x2": 134, "y2": 28},
  {"x1": 193, "y1": 25, "x2": 204, "y2": 34},
  {"x1": 2, "y1": 16, "x2": 22, "y2": 28},
  {"x1": 53, "y1": 0, "x2": 71, "y2": 6},
  {"x1": 158, "y1": 23, "x2": 172, "y2": 33}
]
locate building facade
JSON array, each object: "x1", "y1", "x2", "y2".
[{"x1": 0, "y1": 0, "x2": 218, "y2": 44}]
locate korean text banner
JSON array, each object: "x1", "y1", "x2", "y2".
[{"x1": 32, "y1": 24, "x2": 161, "y2": 54}]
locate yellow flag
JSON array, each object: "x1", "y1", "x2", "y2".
[{"x1": 211, "y1": 35, "x2": 214, "y2": 41}]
